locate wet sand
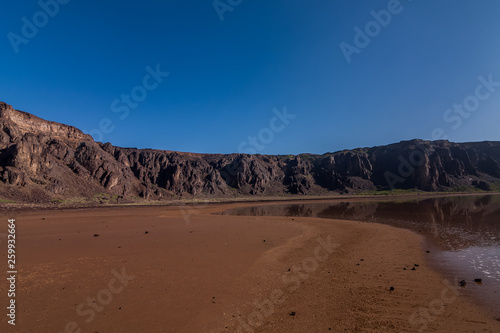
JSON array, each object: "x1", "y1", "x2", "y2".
[
  {"x1": 0, "y1": 202, "x2": 499, "y2": 332},
  {"x1": 225, "y1": 195, "x2": 500, "y2": 317}
]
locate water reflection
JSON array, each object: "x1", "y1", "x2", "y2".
[
  {"x1": 225, "y1": 195, "x2": 500, "y2": 251},
  {"x1": 223, "y1": 195, "x2": 500, "y2": 313}
]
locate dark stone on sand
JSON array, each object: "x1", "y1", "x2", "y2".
[
  {"x1": 474, "y1": 278, "x2": 482, "y2": 283},
  {"x1": 144, "y1": 231, "x2": 149, "y2": 234},
  {"x1": 289, "y1": 311, "x2": 296, "y2": 316},
  {"x1": 414, "y1": 264, "x2": 419, "y2": 267},
  {"x1": 390, "y1": 287, "x2": 394, "y2": 291},
  {"x1": 411, "y1": 267, "x2": 416, "y2": 271},
  {"x1": 93, "y1": 234, "x2": 99, "y2": 237},
  {"x1": 403, "y1": 268, "x2": 406, "y2": 270},
  {"x1": 459, "y1": 280, "x2": 467, "y2": 287}
]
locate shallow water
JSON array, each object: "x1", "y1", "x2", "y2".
[{"x1": 223, "y1": 194, "x2": 500, "y2": 316}]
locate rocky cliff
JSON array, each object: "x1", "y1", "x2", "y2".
[{"x1": 1, "y1": 102, "x2": 499, "y2": 203}]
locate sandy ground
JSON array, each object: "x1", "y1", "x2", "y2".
[{"x1": 0, "y1": 202, "x2": 499, "y2": 332}]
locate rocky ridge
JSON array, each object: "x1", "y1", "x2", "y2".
[{"x1": 1, "y1": 102, "x2": 499, "y2": 203}]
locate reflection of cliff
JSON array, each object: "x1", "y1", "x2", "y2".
[
  {"x1": 315, "y1": 202, "x2": 378, "y2": 221},
  {"x1": 231, "y1": 205, "x2": 316, "y2": 218},
  {"x1": 227, "y1": 195, "x2": 500, "y2": 251},
  {"x1": 228, "y1": 202, "x2": 379, "y2": 221},
  {"x1": 353, "y1": 196, "x2": 500, "y2": 250}
]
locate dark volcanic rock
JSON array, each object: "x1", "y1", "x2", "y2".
[{"x1": 1, "y1": 102, "x2": 499, "y2": 202}]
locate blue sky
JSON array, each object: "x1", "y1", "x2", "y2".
[{"x1": 1, "y1": 0, "x2": 500, "y2": 154}]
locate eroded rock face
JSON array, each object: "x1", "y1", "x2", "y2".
[{"x1": 0, "y1": 102, "x2": 499, "y2": 202}]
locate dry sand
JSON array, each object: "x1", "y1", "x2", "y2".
[{"x1": 0, "y1": 202, "x2": 499, "y2": 332}]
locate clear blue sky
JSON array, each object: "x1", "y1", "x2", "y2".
[{"x1": 1, "y1": 0, "x2": 500, "y2": 154}]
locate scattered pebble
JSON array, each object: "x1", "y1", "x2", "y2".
[
  {"x1": 93, "y1": 234, "x2": 99, "y2": 237},
  {"x1": 390, "y1": 286, "x2": 394, "y2": 291},
  {"x1": 411, "y1": 267, "x2": 416, "y2": 271},
  {"x1": 414, "y1": 264, "x2": 419, "y2": 267},
  {"x1": 459, "y1": 280, "x2": 467, "y2": 287},
  {"x1": 426, "y1": 251, "x2": 430, "y2": 253},
  {"x1": 474, "y1": 278, "x2": 482, "y2": 283},
  {"x1": 289, "y1": 311, "x2": 296, "y2": 316},
  {"x1": 144, "y1": 231, "x2": 149, "y2": 234}
]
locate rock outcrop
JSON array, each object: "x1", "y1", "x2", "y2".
[{"x1": 1, "y1": 102, "x2": 499, "y2": 203}]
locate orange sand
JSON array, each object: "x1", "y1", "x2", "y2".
[{"x1": 0, "y1": 202, "x2": 498, "y2": 332}]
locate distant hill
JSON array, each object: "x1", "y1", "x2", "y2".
[{"x1": 1, "y1": 101, "x2": 499, "y2": 203}]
